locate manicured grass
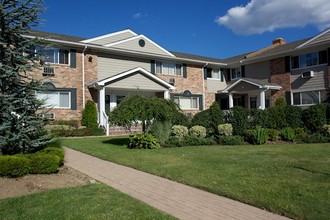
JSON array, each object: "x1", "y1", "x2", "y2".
[
  {"x1": 63, "y1": 137, "x2": 330, "y2": 220},
  {"x1": 0, "y1": 184, "x2": 175, "y2": 220}
]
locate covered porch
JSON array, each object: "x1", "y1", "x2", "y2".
[
  {"x1": 88, "y1": 67, "x2": 175, "y2": 135},
  {"x1": 218, "y1": 78, "x2": 281, "y2": 110}
]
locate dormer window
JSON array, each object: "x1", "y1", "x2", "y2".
[{"x1": 231, "y1": 67, "x2": 241, "y2": 80}]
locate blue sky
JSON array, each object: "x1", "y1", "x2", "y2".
[{"x1": 37, "y1": 0, "x2": 330, "y2": 59}]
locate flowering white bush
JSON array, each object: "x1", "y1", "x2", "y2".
[
  {"x1": 189, "y1": 126, "x2": 207, "y2": 138},
  {"x1": 171, "y1": 125, "x2": 189, "y2": 139},
  {"x1": 218, "y1": 123, "x2": 233, "y2": 136}
]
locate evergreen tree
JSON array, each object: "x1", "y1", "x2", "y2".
[{"x1": 0, "y1": 0, "x2": 50, "y2": 155}]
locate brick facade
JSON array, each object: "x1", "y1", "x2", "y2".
[
  {"x1": 27, "y1": 49, "x2": 98, "y2": 121},
  {"x1": 270, "y1": 57, "x2": 291, "y2": 105}
]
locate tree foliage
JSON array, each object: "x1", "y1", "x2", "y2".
[
  {"x1": 81, "y1": 100, "x2": 98, "y2": 128},
  {"x1": 0, "y1": 0, "x2": 51, "y2": 155},
  {"x1": 108, "y1": 94, "x2": 181, "y2": 131}
]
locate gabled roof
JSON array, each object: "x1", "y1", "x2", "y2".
[
  {"x1": 219, "y1": 78, "x2": 281, "y2": 93},
  {"x1": 88, "y1": 67, "x2": 175, "y2": 90},
  {"x1": 28, "y1": 30, "x2": 86, "y2": 42},
  {"x1": 296, "y1": 28, "x2": 330, "y2": 48},
  {"x1": 80, "y1": 29, "x2": 137, "y2": 45}
]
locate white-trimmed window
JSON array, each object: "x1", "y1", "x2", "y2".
[
  {"x1": 293, "y1": 90, "x2": 321, "y2": 106},
  {"x1": 156, "y1": 61, "x2": 182, "y2": 75},
  {"x1": 207, "y1": 68, "x2": 222, "y2": 80},
  {"x1": 35, "y1": 46, "x2": 70, "y2": 65},
  {"x1": 291, "y1": 50, "x2": 327, "y2": 69},
  {"x1": 173, "y1": 96, "x2": 198, "y2": 109},
  {"x1": 36, "y1": 91, "x2": 71, "y2": 108},
  {"x1": 231, "y1": 67, "x2": 241, "y2": 80}
]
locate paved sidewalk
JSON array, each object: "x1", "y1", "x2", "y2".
[{"x1": 64, "y1": 147, "x2": 290, "y2": 220}]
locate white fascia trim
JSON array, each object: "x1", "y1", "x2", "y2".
[
  {"x1": 104, "y1": 34, "x2": 175, "y2": 57},
  {"x1": 23, "y1": 34, "x2": 226, "y2": 66},
  {"x1": 296, "y1": 28, "x2": 330, "y2": 49},
  {"x1": 96, "y1": 67, "x2": 175, "y2": 90},
  {"x1": 219, "y1": 79, "x2": 281, "y2": 93},
  {"x1": 80, "y1": 29, "x2": 138, "y2": 43}
]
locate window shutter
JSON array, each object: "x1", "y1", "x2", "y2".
[
  {"x1": 227, "y1": 69, "x2": 231, "y2": 82},
  {"x1": 70, "y1": 49, "x2": 76, "y2": 68},
  {"x1": 183, "y1": 64, "x2": 187, "y2": 78},
  {"x1": 241, "y1": 65, "x2": 245, "y2": 77},
  {"x1": 203, "y1": 68, "x2": 207, "y2": 80},
  {"x1": 285, "y1": 91, "x2": 291, "y2": 105},
  {"x1": 151, "y1": 60, "x2": 155, "y2": 74},
  {"x1": 199, "y1": 95, "x2": 203, "y2": 110},
  {"x1": 285, "y1": 56, "x2": 290, "y2": 72},
  {"x1": 328, "y1": 48, "x2": 330, "y2": 66},
  {"x1": 70, "y1": 88, "x2": 77, "y2": 110},
  {"x1": 220, "y1": 68, "x2": 224, "y2": 82}
]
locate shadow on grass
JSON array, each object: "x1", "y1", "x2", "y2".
[{"x1": 102, "y1": 137, "x2": 129, "y2": 146}]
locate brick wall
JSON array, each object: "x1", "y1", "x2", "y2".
[
  {"x1": 27, "y1": 49, "x2": 98, "y2": 122},
  {"x1": 270, "y1": 57, "x2": 291, "y2": 105}
]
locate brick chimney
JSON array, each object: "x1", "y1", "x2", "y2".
[{"x1": 272, "y1": 38, "x2": 286, "y2": 45}]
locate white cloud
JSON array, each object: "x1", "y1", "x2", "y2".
[
  {"x1": 133, "y1": 12, "x2": 147, "y2": 19},
  {"x1": 216, "y1": 0, "x2": 330, "y2": 35}
]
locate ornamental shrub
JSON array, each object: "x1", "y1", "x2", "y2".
[
  {"x1": 148, "y1": 121, "x2": 172, "y2": 145},
  {"x1": 323, "y1": 125, "x2": 330, "y2": 136},
  {"x1": 27, "y1": 153, "x2": 60, "y2": 174},
  {"x1": 303, "y1": 104, "x2": 327, "y2": 132},
  {"x1": 171, "y1": 125, "x2": 189, "y2": 139},
  {"x1": 267, "y1": 129, "x2": 280, "y2": 141},
  {"x1": 128, "y1": 133, "x2": 160, "y2": 149},
  {"x1": 38, "y1": 147, "x2": 65, "y2": 165},
  {"x1": 300, "y1": 132, "x2": 328, "y2": 143},
  {"x1": 244, "y1": 127, "x2": 268, "y2": 145},
  {"x1": 248, "y1": 109, "x2": 267, "y2": 128},
  {"x1": 0, "y1": 155, "x2": 31, "y2": 177},
  {"x1": 280, "y1": 128, "x2": 295, "y2": 141},
  {"x1": 284, "y1": 105, "x2": 303, "y2": 128},
  {"x1": 217, "y1": 135, "x2": 243, "y2": 145},
  {"x1": 225, "y1": 106, "x2": 249, "y2": 136},
  {"x1": 189, "y1": 126, "x2": 207, "y2": 138},
  {"x1": 218, "y1": 123, "x2": 233, "y2": 136},
  {"x1": 82, "y1": 100, "x2": 98, "y2": 128},
  {"x1": 164, "y1": 136, "x2": 216, "y2": 147}
]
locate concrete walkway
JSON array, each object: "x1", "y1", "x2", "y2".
[{"x1": 64, "y1": 147, "x2": 290, "y2": 220}]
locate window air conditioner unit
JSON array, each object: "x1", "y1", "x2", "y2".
[
  {"x1": 43, "y1": 113, "x2": 55, "y2": 120},
  {"x1": 43, "y1": 66, "x2": 55, "y2": 76},
  {"x1": 168, "y1": 78, "x2": 175, "y2": 85},
  {"x1": 301, "y1": 70, "x2": 314, "y2": 78}
]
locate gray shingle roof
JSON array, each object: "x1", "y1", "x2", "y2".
[
  {"x1": 170, "y1": 51, "x2": 224, "y2": 63},
  {"x1": 28, "y1": 30, "x2": 86, "y2": 42}
]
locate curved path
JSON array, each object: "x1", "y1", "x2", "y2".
[{"x1": 64, "y1": 147, "x2": 290, "y2": 220}]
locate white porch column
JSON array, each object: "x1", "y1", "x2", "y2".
[
  {"x1": 164, "y1": 90, "x2": 170, "y2": 99},
  {"x1": 259, "y1": 90, "x2": 266, "y2": 110},
  {"x1": 228, "y1": 93, "x2": 234, "y2": 109},
  {"x1": 98, "y1": 86, "x2": 105, "y2": 125}
]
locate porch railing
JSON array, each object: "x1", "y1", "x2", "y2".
[{"x1": 101, "y1": 110, "x2": 109, "y2": 136}]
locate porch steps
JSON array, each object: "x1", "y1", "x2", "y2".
[{"x1": 108, "y1": 125, "x2": 143, "y2": 136}]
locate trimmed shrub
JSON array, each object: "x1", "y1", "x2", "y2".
[
  {"x1": 148, "y1": 121, "x2": 172, "y2": 145},
  {"x1": 303, "y1": 104, "x2": 327, "y2": 132},
  {"x1": 38, "y1": 147, "x2": 65, "y2": 165},
  {"x1": 293, "y1": 128, "x2": 306, "y2": 141},
  {"x1": 218, "y1": 123, "x2": 233, "y2": 136},
  {"x1": 128, "y1": 133, "x2": 160, "y2": 149},
  {"x1": 171, "y1": 111, "x2": 189, "y2": 127},
  {"x1": 171, "y1": 125, "x2": 189, "y2": 139},
  {"x1": 225, "y1": 106, "x2": 249, "y2": 136},
  {"x1": 191, "y1": 102, "x2": 224, "y2": 136},
  {"x1": 27, "y1": 153, "x2": 60, "y2": 174},
  {"x1": 323, "y1": 125, "x2": 330, "y2": 136},
  {"x1": 82, "y1": 100, "x2": 98, "y2": 128},
  {"x1": 0, "y1": 156, "x2": 31, "y2": 177},
  {"x1": 284, "y1": 105, "x2": 303, "y2": 128},
  {"x1": 300, "y1": 132, "x2": 328, "y2": 143},
  {"x1": 189, "y1": 126, "x2": 207, "y2": 138},
  {"x1": 164, "y1": 136, "x2": 216, "y2": 147},
  {"x1": 267, "y1": 129, "x2": 280, "y2": 141},
  {"x1": 51, "y1": 127, "x2": 104, "y2": 137},
  {"x1": 248, "y1": 109, "x2": 267, "y2": 128},
  {"x1": 280, "y1": 128, "x2": 295, "y2": 141},
  {"x1": 56, "y1": 120, "x2": 80, "y2": 129},
  {"x1": 275, "y1": 97, "x2": 287, "y2": 108},
  {"x1": 244, "y1": 127, "x2": 268, "y2": 145},
  {"x1": 217, "y1": 135, "x2": 243, "y2": 145}
]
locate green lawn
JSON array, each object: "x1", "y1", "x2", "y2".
[
  {"x1": 0, "y1": 184, "x2": 175, "y2": 220},
  {"x1": 62, "y1": 137, "x2": 330, "y2": 220}
]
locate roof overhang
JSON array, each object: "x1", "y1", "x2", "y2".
[
  {"x1": 88, "y1": 67, "x2": 175, "y2": 90},
  {"x1": 218, "y1": 78, "x2": 282, "y2": 93}
]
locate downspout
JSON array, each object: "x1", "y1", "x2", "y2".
[
  {"x1": 202, "y1": 62, "x2": 208, "y2": 110},
  {"x1": 82, "y1": 46, "x2": 87, "y2": 108}
]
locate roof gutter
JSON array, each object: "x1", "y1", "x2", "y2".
[{"x1": 23, "y1": 34, "x2": 227, "y2": 66}]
